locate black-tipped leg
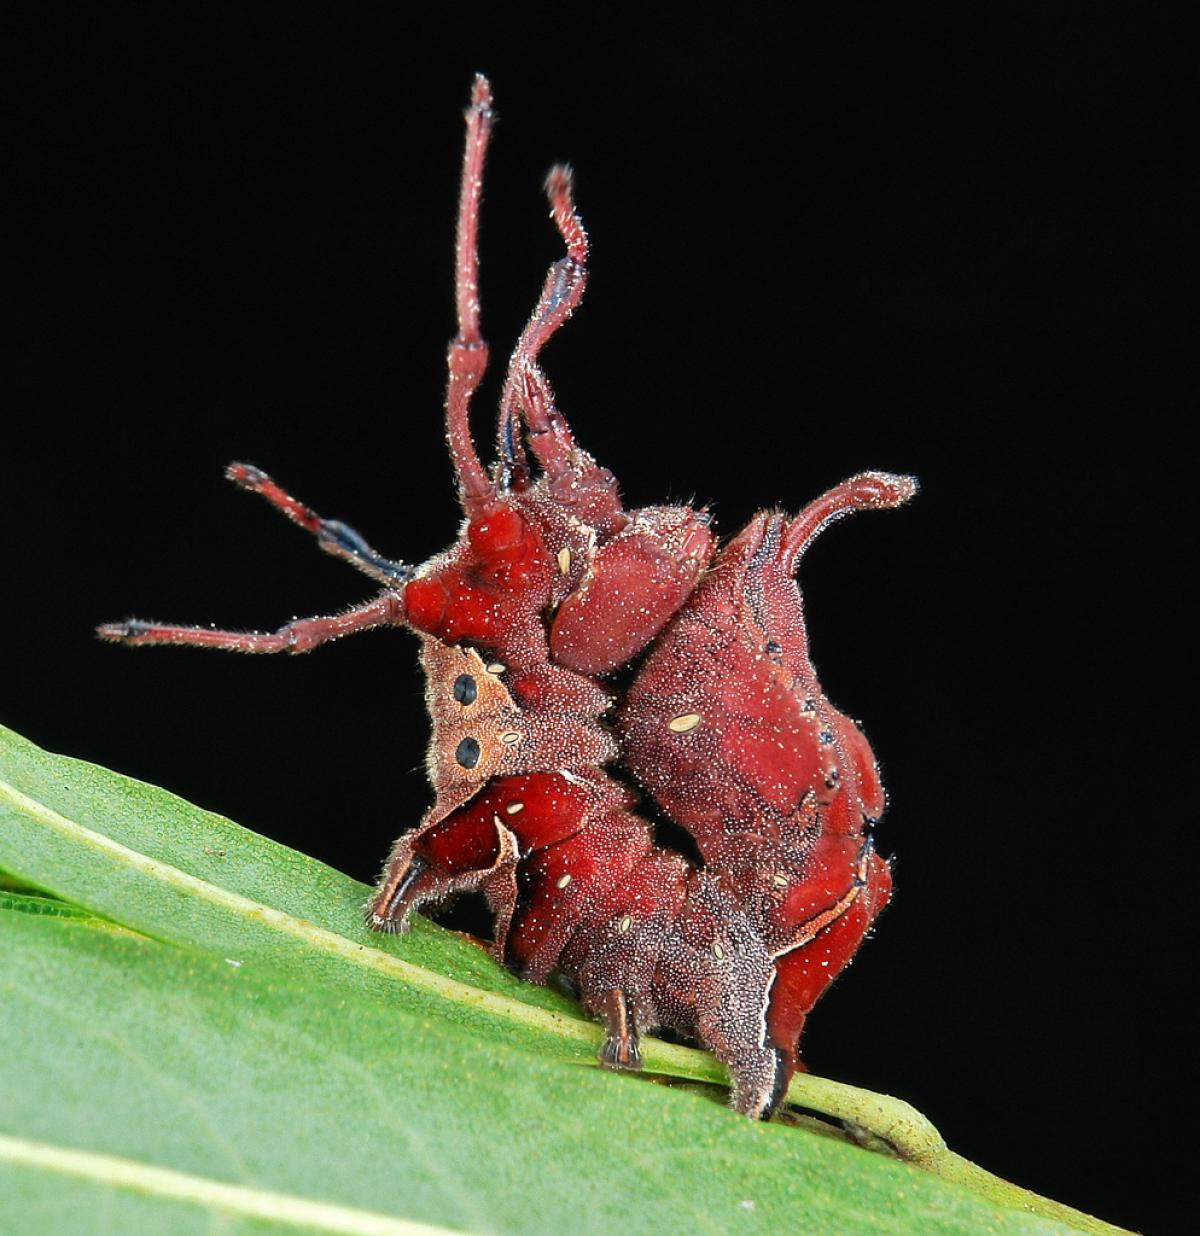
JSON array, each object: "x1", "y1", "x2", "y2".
[
  {"x1": 226, "y1": 463, "x2": 411, "y2": 585},
  {"x1": 365, "y1": 852, "x2": 431, "y2": 934}
]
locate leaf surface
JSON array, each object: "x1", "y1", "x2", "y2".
[{"x1": 0, "y1": 726, "x2": 1091, "y2": 1233}]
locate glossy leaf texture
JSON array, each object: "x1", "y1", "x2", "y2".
[{"x1": 0, "y1": 725, "x2": 1112, "y2": 1235}]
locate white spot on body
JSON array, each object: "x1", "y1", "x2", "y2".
[
  {"x1": 556, "y1": 874, "x2": 572, "y2": 889},
  {"x1": 669, "y1": 712, "x2": 702, "y2": 734}
]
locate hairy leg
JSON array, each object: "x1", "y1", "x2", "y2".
[
  {"x1": 445, "y1": 75, "x2": 497, "y2": 518},
  {"x1": 597, "y1": 989, "x2": 642, "y2": 1070},
  {"x1": 98, "y1": 591, "x2": 405, "y2": 654},
  {"x1": 497, "y1": 167, "x2": 589, "y2": 487},
  {"x1": 225, "y1": 463, "x2": 410, "y2": 584}
]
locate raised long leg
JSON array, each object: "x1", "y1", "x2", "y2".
[
  {"x1": 97, "y1": 591, "x2": 405, "y2": 654},
  {"x1": 497, "y1": 167, "x2": 590, "y2": 486},
  {"x1": 446, "y1": 75, "x2": 498, "y2": 518},
  {"x1": 226, "y1": 463, "x2": 411, "y2": 584}
]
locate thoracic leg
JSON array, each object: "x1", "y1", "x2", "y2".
[
  {"x1": 97, "y1": 591, "x2": 405, "y2": 654},
  {"x1": 445, "y1": 75, "x2": 497, "y2": 518},
  {"x1": 225, "y1": 463, "x2": 410, "y2": 584},
  {"x1": 497, "y1": 167, "x2": 589, "y2": 488},
  {"x1": 367, "y1": 772, "x2": 604, "y2": 940},
  {"x1": 367, "y1": 804, "x2": 519, "y2": 937}
]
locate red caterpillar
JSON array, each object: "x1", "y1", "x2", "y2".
[{"x1": 100, "y1": 76, "x2": 914, "y2": 1118}]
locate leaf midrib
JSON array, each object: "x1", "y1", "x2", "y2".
[
  {"x1": 0, "y1": 773, "x2": 603, "y2": 1050},
  {"x1": 0, "y1": 1133, "x2": 458, "y2": 1236}
]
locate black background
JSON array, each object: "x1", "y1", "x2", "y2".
[{"x1": 5, "y1": 6, "x2": 1191, "y2": 1234}]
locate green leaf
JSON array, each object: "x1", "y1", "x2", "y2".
[{"x1": 0, "y1": 725, "x2": 1123, "y2": 1234}]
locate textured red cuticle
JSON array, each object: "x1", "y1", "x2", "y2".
[
  {"x1": 104, "y1": 75, "x2": 913, "y2": 1123},
  {"x1": 468, "y1": 504, "x2": 525, "y2": 553},
  {"x1": 403, "y1": 575, "x2": 449, "y2": 631},
  {"x1": 365, "y1": 82, "x2": 912, "y2": 1118}
]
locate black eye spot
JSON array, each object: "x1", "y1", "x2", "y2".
[
  {"x1": 455, "y1": 737, "x2": 481, "y2": 769},
  {"x1": 453, "y1": 673, "x2": 478, "y2": 705}
]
